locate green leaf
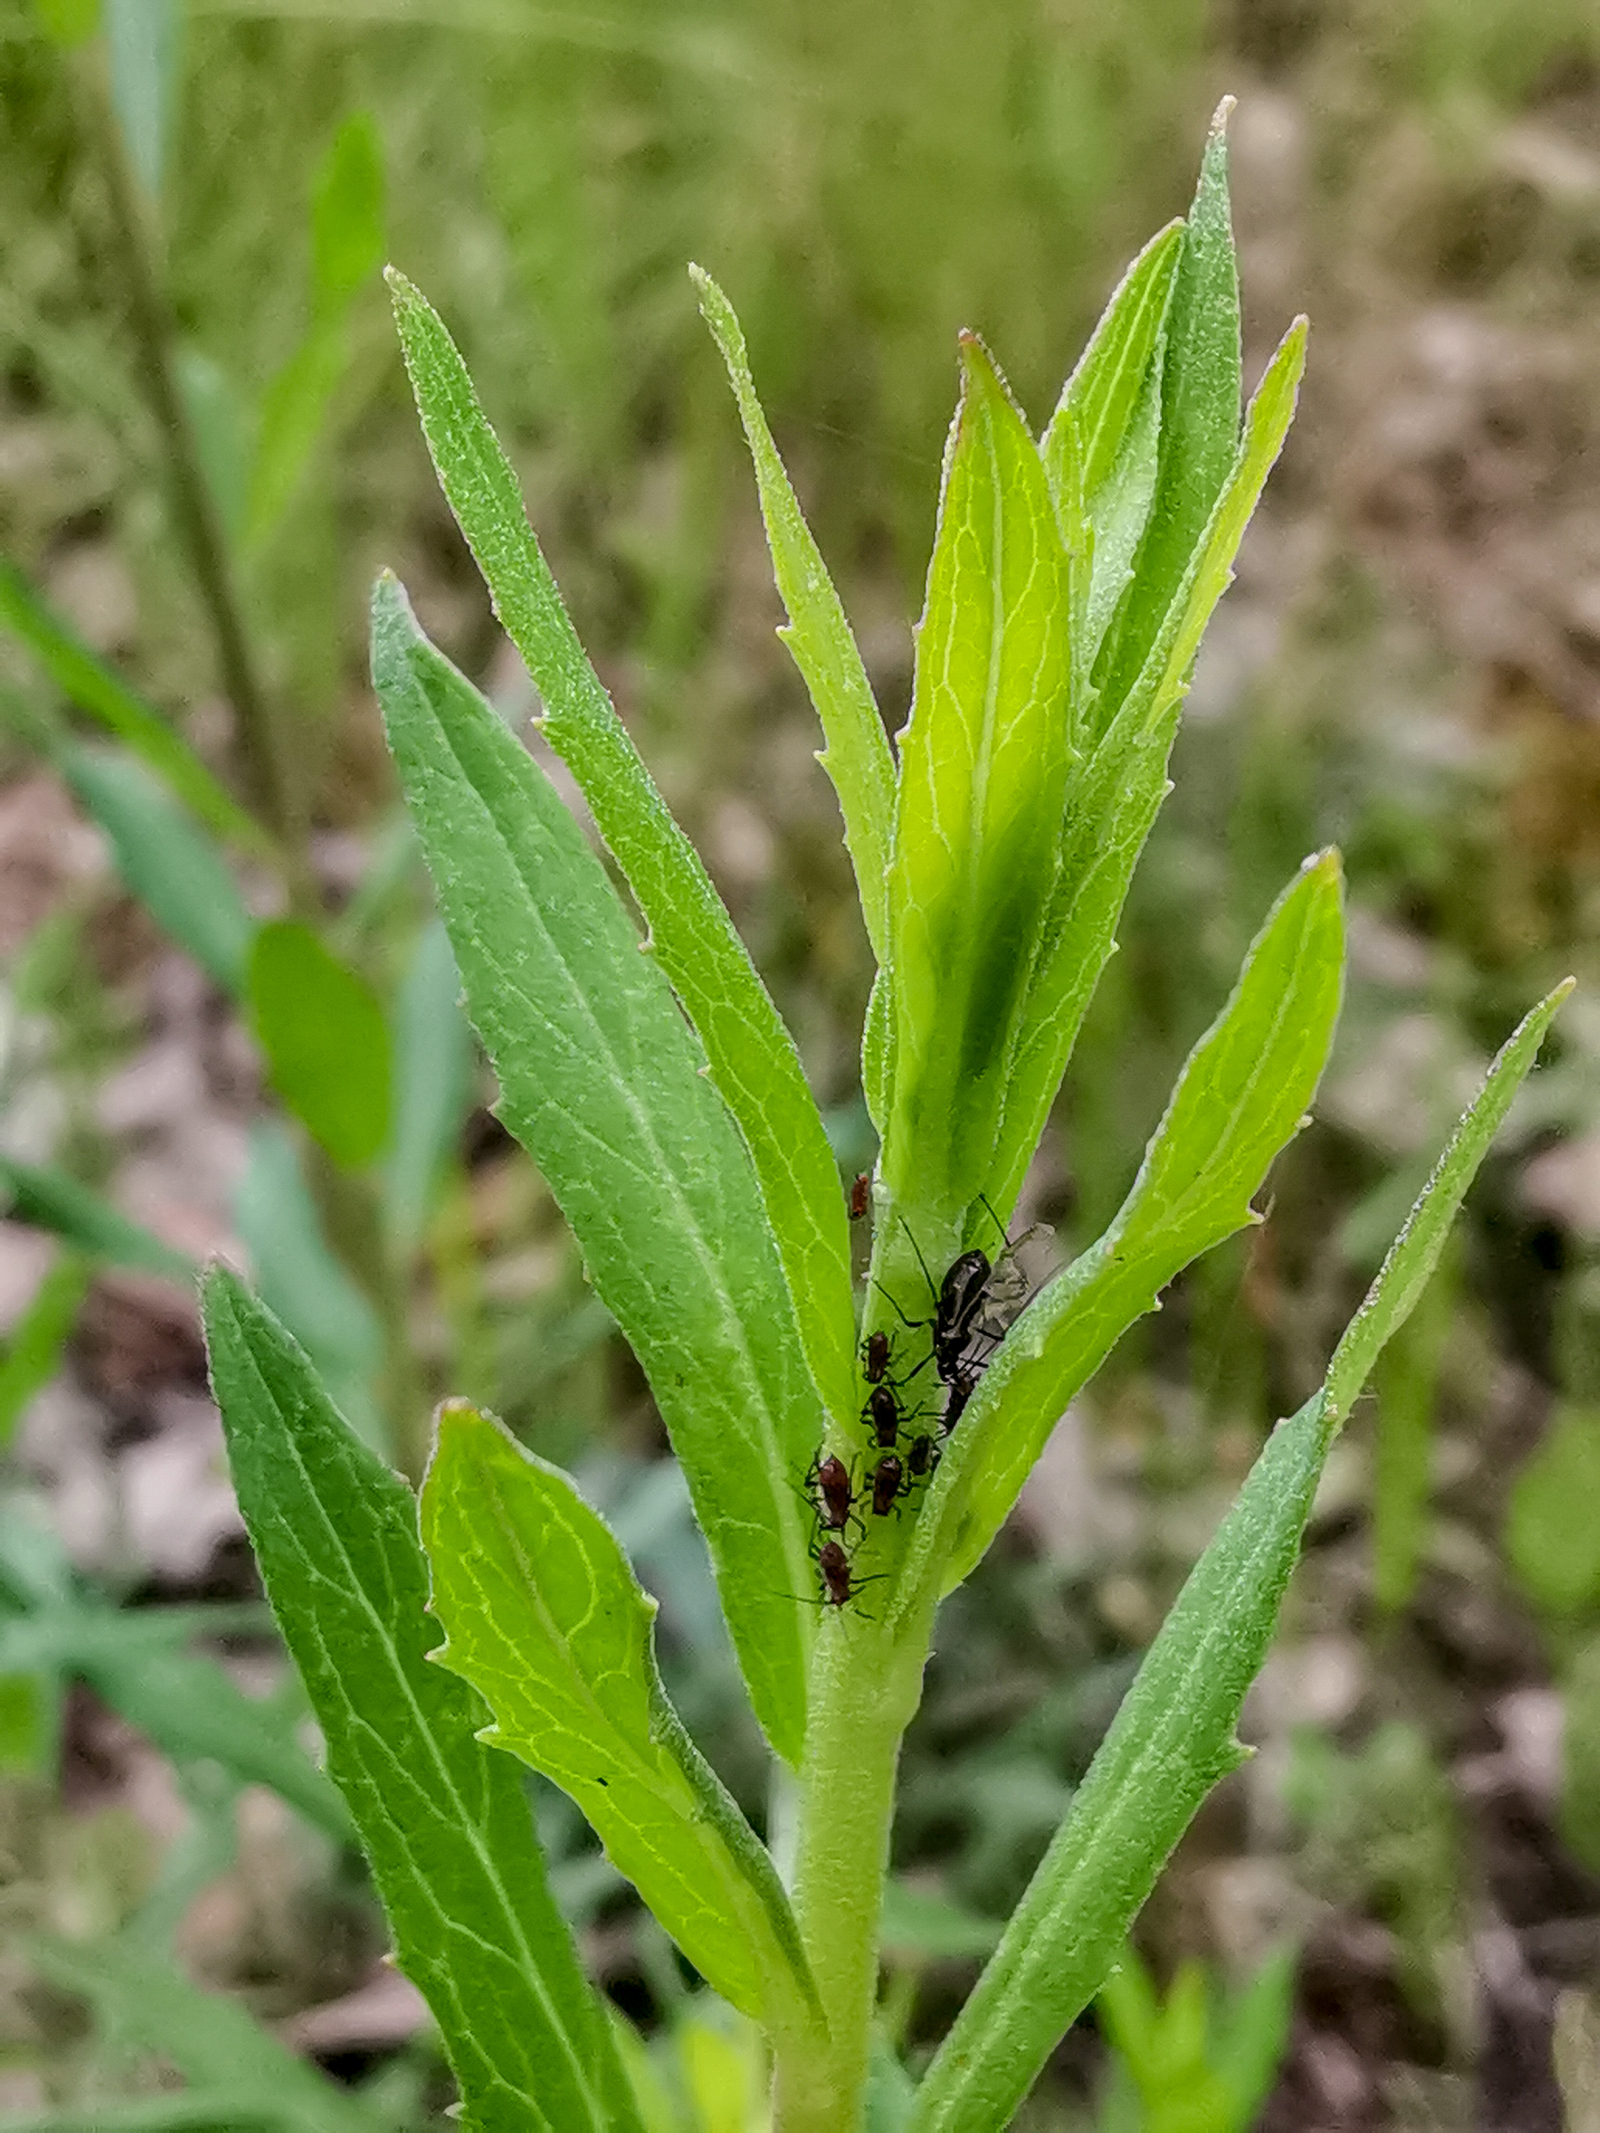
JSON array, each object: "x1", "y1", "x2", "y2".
[
  {"x1": 0, "y1": 1157, "x2": 192, "y2": 1280},
  {"x1": 1044, "y1": 223, "x2": 1182, "y2": 685},
  {"x1": 64, "y1": 745, "x2": 254, "y2": 994},
  {"x1": 246, "y1": 321, "x2": 350, "y2": 548},
  {"x1": 903, "y1": 851, "x2": 1344, "y2": 1617},
  {"x1": 311, "y1": 111, "x2": 385, "y2": 314},
  {"x1": 247, "y1": 920, "x2": 393, "y2": 1169},
  {"x1": 386, "y1": 271, "x2": 856, "y2": 1429},
  {"x1": 176, "y1": 344, "x2": 256, "y2": 552},
  {"x1": 0, "y1": 1250, "x2": 90, "y2": 1451},
  {"x1": 104, "y1": 0, "x2": 182, "y2": 198},
  {"x1": 60, "y1": 1619, "x2": 351, "y2": 1842},
  {"x1": 1049, "y1": 221, "x2": 1184, "y2": 505},
  {"x1": 691, "y1": 266, "x2": 896, "y2": 968},
  {"x1": 31, "y1": 1938, "x2": 380, "y2": 2133},
  {"x1": 1095, "y1": 100, "x2": 1241, "y2": 723},
  {"x1": 884, "y1": 333, "x2": 1075, "y2": 1223},
  {"x1": 203, "y1": 1270, "x2": 641, "y2": 2133},
  {"x1": 423, "y1": 1401, "x2": 823, "y2": 2043},
  {"x1": 233, "y1": 1121, "x2": 383, "y2": 1450},
  {"x1": 987, "y1": 318, "x2": 1307, "y2": 1224},
  {"x1": 371, "y1": 577, "x2": 818, "y2": 1764},
  {"x1": 1507, "y1": 1402, "x2": 1600, "y2": 1617},
  {"x1": 385, "y1": 917, "x2": 473, "y2": 1253},
  {"x1": 905, "y1": 980, "x2": 1568, "y2": 2133},
  {"x1": 0, "y1": 2096, "x2": 282, "y2": 2131},
  {"x1": 0, "y1": 561, "x2": 269, "y2": 853}
]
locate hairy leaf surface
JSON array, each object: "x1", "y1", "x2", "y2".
[
  {"x1": 387, "y1": 272, "x2": 855, "y2": 1428},
  {"x1": 203, "y1": 1271, "x2": 640, "y2": 2133},
  {"x1": 886, "y1": 334, "x2": 1074, "y2": 1222},
  {"x1": 372, "y1": 578, "x2": 817, "y2": 1761},
  {"x1": 424, "y1": 1402, "x2": 822, "y2": 2041},
  {"x1": 693, "y1": 266, "x2": 896, "y2": 968}
]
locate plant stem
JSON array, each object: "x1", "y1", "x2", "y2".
[
  {"x1": 81, "y1": 54, "x2": 310, "y2": 896},
  {"x1": 773, "y1": 1618, "x2": 926, "y2": 2130}
]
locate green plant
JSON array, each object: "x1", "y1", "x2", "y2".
[
  {"x1": 200, "y1": 107, "x2": 1570, "y2": 2131},
  {"x1": 1094, "y1": 1942, "x2": 1296, "y2": 2133}
]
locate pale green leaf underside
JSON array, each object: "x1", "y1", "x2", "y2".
[
  {"x1": 1047, "y1": 217, "x2": 1182, "y2": 501},
  {"x1": 907, "y1": 979, "x2": 1568, "y2": 2133},
  {"x1": 899, "y1": 850, "x2": 1344, "y2": 1621},
  {"x1": 692, "y1": 265, "x2": 896, "y2": 971},
  {"x1": 203, "y1": 1269, "x2": 639, "y2": 2133},
  {"x1": 386, "y1": 270, "x2": 856, "y2": 1430},
  {"x1": 371, "y1": 578, "x2": 816, "y2": 1764},
  {"x1": 1095, "y1": 99, "x2": 1241, "y2": 722},
  {"x1": 886, "y1": 334, "x2": 1075, "y2": 1219},
  {"x1": 423, "y1": 1404, "x2": 822, "y2": 2042}
]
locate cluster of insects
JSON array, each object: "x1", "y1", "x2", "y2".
[{"x1": 801, "y1": 1191, "x2": 1033, "y2": 1614}]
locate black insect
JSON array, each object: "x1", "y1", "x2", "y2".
[
  {"x1": 906, "y1": 1432, "x2": 940, "y2": 1480},
  {"x1": 869, "y1": 1453, "x2": 911, "y2": 1518},
  {"x1": 863, "y1": 1383, "x2": 904, "y2": 1450},
  {"x1": 879, "y1": 1197, "x2": 1038, "y2": 1409},
  {"x1": 848, "y1": 1171, "x2": 872, "y2": 1221},
  {"x1": 942, "y1": 1366, "x2": 980, "y2": 1433}
]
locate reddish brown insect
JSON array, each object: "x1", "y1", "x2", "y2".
[
  {"x1": 808, "y1": 1451, "x2": 855, "y2": 1531},
  {"x1": 848, "y1": 1171, "x2": 871, "y2": 1220},
  {"x1": 870, "y1": 1453, "x2": 909, "y2": 1517},
  {"x1": 861, "y1": 1329, "x2": 893, "y2": 1385}
]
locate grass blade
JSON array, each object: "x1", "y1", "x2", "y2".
[
  {"x1": 424, "y1": 1402, "x2": 823, "y2": 2043},
  {"x1": 906, "y1": 980, "x2": 1569, "y2": 2133},
  {"x1": 0, "y1": 1157, "x2": 192, "y2": 1281},
  {"x1": 203, "y1": 1269, "x2": 642, "y2": 2133},
  {"x1": 691, "y1": 265, "x2": 896, "y2": 969},
  {"x1": 63, "y1": 744, "x2": 255, "y2": 995},
  {"x1": 31, "y1": 1938, "x2": 380, "y2": 2133},
  {"x1": 0, "y1": 561, "x2": 270, "y2": 854},
  {"x1": 386, "y1": 270, "x2": 856, "y2": 1429},
  {"x1": 372, "y1": 577, "x2": 818, "y2": 1763}
]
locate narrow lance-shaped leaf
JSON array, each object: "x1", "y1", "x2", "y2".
[
  {"x1": 1048, "y1": 220, "x2": 1183, "y2": 502},
  {"x1": 1093, "y1": 98, "x2": 1242, "y2": 734},
  {"x1": 247, "y1": 921, "x2": 393, "y2": 1170},
  {"x1": 63, "y1": 745, "x2": 255, "y2": 996},
  {"x1": 885, "y1": 333, "x2": 1075, "y2": 1223},
  {"x1": 897, "y1": 850, "x2": 1344, "y2": 1625},
  {"x1": 0, "y1": 1155, "x2": 193, "y2": 1281},
  {"x1": 987, "y1": 318, "x2": 1307, "y2": 1226},
  {"x1": 32, "y1": 1937, "x2": 379, "y2": 2133},
  {"x1": 692, "y1": 265, "x2": 897, "y2": 969},
  {"x1": 423, "y1": 1403, "x2": 823, "y2": 2045},
  {"x1": 371, "y1": 577, "x2": 817, "y2": 1764},
  {"x1": 907, "y1": 979, "x2": 1569, "y2": 2133},
  {"x1": 386, "y1": 270, "x2": 857, "y2": 1428},
  {"x1": 1044, "y1": 223, "x2": 1181, "y2": 679},
  {"x1": 203, "y1": 1270, "x2": 643, "y2": 2133},
  {"x1": 0, "y1": 563, "x2": 271, "y2": 854}
]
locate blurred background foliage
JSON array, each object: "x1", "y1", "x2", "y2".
[{"x1": 5, "y1": 0, "x2": 1600, "y2": 2124}]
